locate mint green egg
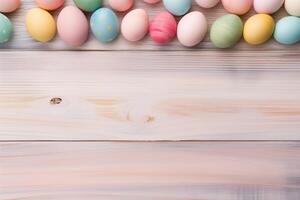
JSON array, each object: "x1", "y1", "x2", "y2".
[
  {"x1": 210, "y1": 14, "x2": 243, "y2": 48},
  {"x1": 0, "y1": 13, "x2": 12, "y2": 44},
  {"x1": 73, "y1": 0, "x2": 102, "y2": 12}
]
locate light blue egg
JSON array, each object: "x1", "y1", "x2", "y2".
[
  {"x1": 163, "y1": 0, "x2": 192, "y2": 16},
  {"x1": 274, "y1": 16, "x2": 300, "y2": 45},
  {"x1": 90, "y1": 8, "x2": 119, "y2": 43}
]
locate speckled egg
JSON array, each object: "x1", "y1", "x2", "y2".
[
  {"x1": 35, "y1": 0, "x2": 64, "y2": 11},
  {"x1": 109, "y1": 0, "x2": 133, "y2": 12},
  {"x1": 0, "y1": 13, "x2": 12, "y2": 43},
  {"x1": 222, "y1": 0, "x2": 253, "y2": 15},
  {"x1": 149, "y1": 11, "x2": 177, "y2": 44},
  {"x1": 163, "y1": 0, "x2": 192, "y2": 16},
  {"x1": 25, "y1": 8, "x2": 56, "y2": 42},
  {"x1": 121, "y1": 9, "x2": 148, "y2": 42},
  {"x1": 195, "y1": 0, "x2": 220, "y2": 8},
  {"x1": 254, "y1": 0, "x2": 284, "y2": 14},
  {"x1": 243, "y1": 14, "x2": 274, "y2": 45},
  {"x1": 90, "y1": 8, "x2": 119, "y2": 43},
  {"x1": 57, "y1": 6, "x2": 89, "y2": 46},
  {"x1": 144, "y1": 0, "x2": 160, "y2": 4},
  {"x1": 274, "y1": 16, "x2": 300, "y2": 45},
  {"x1": 285, "y1": 0, "x2": 300, "y2": 17},
  {"x1": 73, "y1": 0, "x2": 102, "y2": 12},
  {"x1": 177, "y1": 11, "x2": 207, "y2": 47},
  {"x1": 210, "y1": 14, "x2": 243, "y2": 48},
  {"x1": 0, "y1": 0, "x2": 20, "y2": 13}
]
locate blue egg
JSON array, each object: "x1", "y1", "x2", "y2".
[
  {"x1": 90, "y1": 8, "x2": 119, "y2": 43},
  {"x1": 163, "y1": 0, "x2": 192, "y2": 16},
  {"x1": 274, "y1": 16, "x2": 300, "y2": 45}
]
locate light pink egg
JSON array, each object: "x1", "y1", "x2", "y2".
[
  {"x1": 195, "y1": 0, "x2": 220, "y2": 8},
  {"x1": 222, "y1": 0, "x2": 253, "y2": 15},
  {"x1": 0, "y1": 0, "x2": 20, "y2": 13},
  {"x1": 109, "y1": 0, "x2": 133, "y2": 12},
  {"x1": 35, "y1": 0, "x2": 64, "y2": 11},
  {"x1": 57, "y1": 6, "x2": 89, "y2": 46},
  {"x1": 144, "y1": 0, "x2": 161, "y2": 4},
  {"x1": 254, "y1": 0, "x2": 284, "y2": 14},
  {"x1": 121, "y1": 9, "x2": 149, "y2": 42},
  {"x1": 149, "y1": 11, "x2": 177, "y2": 44}
]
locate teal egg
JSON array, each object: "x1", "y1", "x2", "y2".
[
  {"x1": 74, "y1": 0, "x2": 102, "y2": 12},
  {"x1": 274, "y1": 16, "x2": 300, "y2": 45},
  {"x1": 0, "y1": 13, "x2": 12, "y2": 44},
  {"x1": 163, "y1": 0, "x2": 192, "y2": 16},
  {"x1": 90, "y1": 8, "x2": 119, "y2": 43}
]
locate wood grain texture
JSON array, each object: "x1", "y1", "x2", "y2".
[{"x1": 1, "y1": 142, "x2": 300, "y2": 200}]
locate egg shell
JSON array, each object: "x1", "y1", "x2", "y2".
[
  {"x1": 73, "y1": 0, "x2": 102, "y2": 12},
  {"x1": 0, "y1": 13, "x2": 12, "y2": 43},
  {"x1": 25, "y1": 8, "x2": 56, "y2": 43},
  {"x1": 0, "y1": 0, "x2": 20, "y2": 13},
  {"x1": 177, "y1": 11, "x2": 207, "y2": 47},
  {"x1": 121, "y1": 9, "x2": 148, "y2": 42},
  {"x1": 149, "y1": 11, "x2": 177, "y2": 44},
  {"x1": 109, "y1": 0, "x2": 133, "y2": 12},
  {"x1": 243, "y1": 14, "x2": 274, "y2": 45},
  {"x1": 285, "y1": 0, "x2": 300, "y2": 17},
  {"x1": 195, "y1": 0, "x2": 220, "y2": 8},
  {"x1": 222, "y1": 0, "x2": 253, "y2": 15},
  {"x1": 210, "y1": 14, "x2": 243, "y2": 48},
  {"x1": 163, "y1": 0, "x2": 192, "y2": 16},
  {"x1": 90, "y1": 8, "x2": 119, "y2": 43},
  {"x1": 35, "y1": 0, "x2": 64, "y2": 11},
  {"x1": 57, "y1": 6, "x2": 89, "y2": 46},
  {"x1": 274, "y1": 16, "x2": 300, "y2": 45},
  {"x1": 144, "y1": 0, "x2": 160, "y2": 4},
  {"x1": 254, "y1": 0, "x2": 284, "y2": 14}
]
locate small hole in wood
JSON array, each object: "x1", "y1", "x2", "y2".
[{"x1": 50, "y1": 97, "x2": 62, "y2": 105}]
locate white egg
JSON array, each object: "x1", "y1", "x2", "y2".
[
  {"x1": 195, "y1": 0, "x2": 220, "y2": 8},
  {"x1": 285, "y1": 0, "x2": 300, "y2": 16}
]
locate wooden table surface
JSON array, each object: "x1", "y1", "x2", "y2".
[{"x1": 1, "y1": 1, "x2": 300, "y2": 200}]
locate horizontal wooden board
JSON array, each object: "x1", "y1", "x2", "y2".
[
  {"x1": 0, "y1": 51, "x2": 300, "y2": 140},
  {"x1": 1, "y1": 142, "x2": 300, "y2": 200},
  {"x1": 0, "y1": 1, "x2": 295, "y2": 51}
]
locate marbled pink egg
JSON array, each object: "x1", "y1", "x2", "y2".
[
  {"x1": 222, "y1": 0, "x2": 253, "y2": 15},
  {"x1": 35, "y1": 0, "x2": 64, "y2": 11},
  {"x1": 109, "y1": 0, "x2": 133, "y2": 12},
  {"x1": 0, "y1": 0, "x2": 20, "y2": 13},
  {"x1": 144, "y1": 0, "x2": 161, "y2": 4},
  {"x1": 149, "y1": 11, "x2": 177, "y2": 44},
  {"x1": 121, "y1": 9, "x2": 149, "y2": 42}
]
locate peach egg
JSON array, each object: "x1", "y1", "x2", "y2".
[
  {"x1": 108, "y1": 0, "x2": 133, "y2": 12},
  {"x1": 222, "y1": 0, "x2": 253, "y2": 15},
  {"x1": 35, "y1": 0, "x2": 64, "y2": 11},
  {"x1": 0, "y1": 0, "x2": 20, "y2": 13}
]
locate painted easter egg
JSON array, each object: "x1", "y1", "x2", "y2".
[
  {"x1": 195, "y1": 0, "x2": 220, "y2": 8},
  {"x1": 243, "y1": 14, "x2": 274, "y2": 45},
  {"x1": 254, "y1": 0, "x2": 284, "y2": 14},
  {"x1": 0, "y1": 0, "x2": 20, "y2": 13},
  {"x1": 163, "y1": 0, "x2": 192, "y2": 16},
  {"x1": 222, "y1": 0, "x2": 253, "y2": 15},
  {"x1": 35, "y1": 0, "x2": 64, "y2": 11},
  {"x1": 274, "y1": 16, "x2": 300, "y2": 45},
  {"x1": 149, "y1": 11, "x2": 177, "y2": 44},
  {"x1": 25, "y1": 8, "x2": 56, "y2": 42},
  {"x1": 109, "y1": 0, "x2": 133, "y2": 12},
  {"x1": 210, "y1": 14, "x2": 243, "y2": 48},
  {"x1": 177, "y1": 11, "x2": 207, "y2": 47},
  {"x1": 144, "y1": 0, "x2": 160, "y2": 4},
  {"x1": 57, "y1": 6, "x2": 89, "y2": 46},
  {"x1": 0, "y1": 13, "x2": 12, "y2": 43},
  {"x1": 90, "y1": 8, "x2": 119, "y2": 43},
  {"x1": 285, "y1": 0, "x2": 300, "y2": 17},
  {"x1": 121, "y1": 9, "x2": 148, "y2": 42},
  {"x1": 73, "y1": 0, "x2": 102, "y2": 12}
]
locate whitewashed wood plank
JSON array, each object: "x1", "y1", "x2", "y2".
[{"x1": 0, "y1": 51, "x2": 300, "y2": 140}]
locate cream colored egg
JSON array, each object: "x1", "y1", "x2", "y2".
[
  {"x1": 285, "y1": 0, "x2": 300, "y2": 16},
  {"x1": 195, "y1": 0, "x2": 220, "y2": 8}
]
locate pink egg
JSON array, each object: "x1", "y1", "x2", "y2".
[
  {"x1": 254, "y1": 0, "x2": 284, "y2": 14},
  {"x1": 195, "y1": 0, "x2": 220, "y2": 8},
  {"x1": 109, "y1": 0, "x2": 133, "y2": 12},
  {"x1": 57, "y1": 6, "x2": 89, "y2": 46},
  {"x1": 35, "y1": 0, "x2": 64, "y2": 11},
  {"x1": 149, "y1": 11, "x2": 177, "y2": 44},
  {"x1": 144, "y1": 0, "x2": 161, "y2": 4},
  {"x1": 121, "y1": 9, "x2": 149, "y2": 42},
  {"x1": 222, "y1": 0, "x2": 253, "y2": 15},
  {"x1": 0, "y1": 0, "x2": 20, "y2": 13}
]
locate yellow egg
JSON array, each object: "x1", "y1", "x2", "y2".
[
  {"x1": 25, "y1": 8, "x2": 56, "y2": 42},
  {"x1": 243, "y1": 14, "x2": 275, "y2": 45}
]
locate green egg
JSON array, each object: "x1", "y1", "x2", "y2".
[
  {"x1": 0, "y1": 13, "x2": 12, "y2": 44},
  {"x1": 73, "y1": 0, "x2": 102, "y2": 12},
  {"x1": 210, "y1": 14, "x2": 243, "y2": 49}
]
